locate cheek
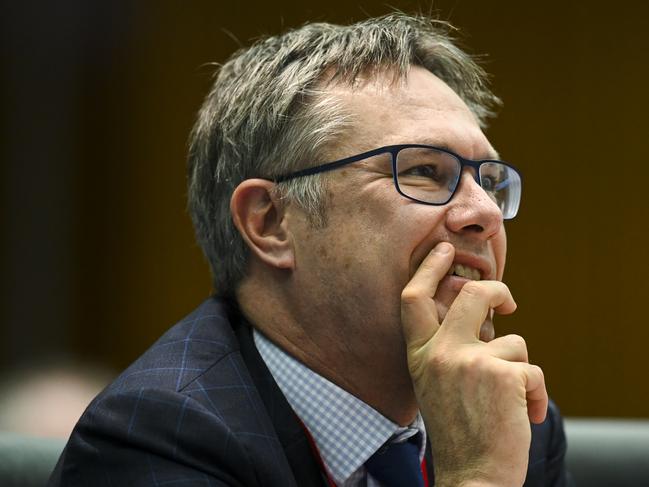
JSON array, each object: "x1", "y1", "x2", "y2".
[
  {"x1": 399, "y1": 208, "x2": 448, "y2": 277},
  {"x1": 330, "y1": 180, "x2": 446, "y2": 282}
]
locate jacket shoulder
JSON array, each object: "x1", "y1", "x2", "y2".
[
  {"x1": 108, "y1": 297, "x2": 238, "y2": 394},
  {"x1": 49, "y1": 298, "x2": 298, "y2": 487}
]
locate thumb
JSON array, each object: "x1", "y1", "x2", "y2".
[{"x1": 401, "y1": 242, "x2": 454, "y2": 348}]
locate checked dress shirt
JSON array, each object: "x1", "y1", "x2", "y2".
[{"x1": 254, "y1": 329, "x2": 426, "y2": 487}]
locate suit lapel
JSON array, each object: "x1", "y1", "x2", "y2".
[{"x1": 229, "y1": 302, "x2": 328, "y2": 487}]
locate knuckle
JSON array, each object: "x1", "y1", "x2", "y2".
[
  {"x1": 491, "y1": 281, "x2": 511, "y2": 300},
  {"x1": 505, "y1": 334, "x2": 527, "y2": 349},
  {"x1": 426, "y1": 352, "x2": 451, "y2": 372},
  {"x1": 400, "y1": 287, "x2": 425, "y2": 305},
  {"x1": 401, "y1": 287, "x2": 419, "y2": 304},
  {"x1": 460, "y1": 280, "x2": 484, "y2": 297},
  {"x1": 414, "y1": 352, "x2": 451, "y2": 381},
  {"x1": 529, "y1": 364, "x2": 545, "y2": 379},
  {"x1": 499, "y1": 367, "x2": 523, "y2": 389},
  {"x1": 421, "y1": 343, "x2": 464, "y2": 372},
  {"x1": 495, "y1": 280, "x2": 510, "y2": 293},
  {"x1": 458, "y1": 351, "x2": 490, "y2": 375}
]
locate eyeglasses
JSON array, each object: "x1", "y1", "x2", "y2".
[{"x1": 274, "y1": 144, "x2": 522, "y2": 220}]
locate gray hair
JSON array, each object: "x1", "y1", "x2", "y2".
[{"x1": 187, "y1": 13, "x2": 501, "y2": 296}]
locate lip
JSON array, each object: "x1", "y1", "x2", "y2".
[
  {"x1": 450, "y1": 251, "x2": 495, "y2": 281},
  {"x1": 441, "y1": 274, "x2": 475, "y2": 293}
]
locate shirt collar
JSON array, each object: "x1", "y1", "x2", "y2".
[{"x1": 253, "y1": 329, "x2": 426, "y2": 486}]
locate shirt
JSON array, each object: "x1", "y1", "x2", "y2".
[{"x1": 253, "y1": 329, "x2": 426, "y2": 487}]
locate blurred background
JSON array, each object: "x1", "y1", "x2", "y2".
[{"x1": 1, "y1": 0, "x2": 648, "y2": 433}]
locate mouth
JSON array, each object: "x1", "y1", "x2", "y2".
[
  {"x1": 435, "y1": 253, "x2": 496, "y2": 342},
  {"x1": 447, "y1": 263, "x2": 482, "y2": 281}
]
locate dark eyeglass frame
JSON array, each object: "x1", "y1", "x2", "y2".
[{"x1": 273, "y1": 144, "x2": 522, "y2": 219}]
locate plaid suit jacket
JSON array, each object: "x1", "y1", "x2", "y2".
[{"x1": 48, "y1": 297, "x2": 569, "y2": 486}]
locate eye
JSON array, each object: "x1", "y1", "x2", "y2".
[
  {"x1": 395, "y1": 148, "x2": 459, "y2": 193},
  {"x1": 480, "y1": 174, "x2": 508, "y2": 206},
  {"x1": 403, "y1": 164, "x2": 437, "y2": 179},
  {"x1": 481, "y1": 175, "x2": 498, "y2": 191},
  {"x1": 400, "y1": 163, "x2": 446, "y2": 182}
]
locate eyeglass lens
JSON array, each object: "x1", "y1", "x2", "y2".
[{"x1": 395, "y1": 147, "x2": 521, "y2": 219}]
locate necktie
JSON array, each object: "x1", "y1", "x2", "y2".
[{"x1": 365, "y1": 434, "x2": 424, "y2": 487}]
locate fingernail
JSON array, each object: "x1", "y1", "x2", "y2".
[{"x1": 435, "y1": 242, "x2": 452, "y2": 254}]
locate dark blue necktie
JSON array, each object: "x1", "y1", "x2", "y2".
[{"x1": 365, "y1": 434, "x2": 424, "y2": 487}]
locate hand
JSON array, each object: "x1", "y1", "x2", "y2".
[{"x1": 401, "y1": 242, "x2": 548, "y2": 487}]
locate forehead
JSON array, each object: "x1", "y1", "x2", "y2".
[{"x1": 326, "y1": 66, "x2": 496, "y2": 160}]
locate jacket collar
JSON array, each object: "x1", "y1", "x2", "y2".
[{"x1": 226, "y1": 299, "x2": 328, "y2": 487}]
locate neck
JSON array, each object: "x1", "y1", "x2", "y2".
[{"x1": 236, "y1": 279, "x2": 419, "y2": 426}]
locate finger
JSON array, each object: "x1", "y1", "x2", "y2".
[
  {"x1": 441, "y1": 281, "x2": 516, "y2": 342},
  {"x1": 524, "y1": 364, "x2": 548, "y2": 424},
  {"x1": 486, "y1": 334, "x2": 529, "y2": 363},
  {"x1": 401, "y1": 242, "x2": 455, "y2": 348}
]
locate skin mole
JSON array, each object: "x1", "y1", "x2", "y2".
[{"x1": 318, "y1": 245, "x2": 328, "y2": 258}]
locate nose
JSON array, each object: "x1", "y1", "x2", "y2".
[{"x1": 445, "y1": 169, "x2": 503, "y2": 239}]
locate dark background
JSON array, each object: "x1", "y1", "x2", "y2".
[{"x1": 2, "y1": 0, "x2": 648, "y2": 418}]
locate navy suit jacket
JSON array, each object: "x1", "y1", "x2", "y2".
[{"x1": 49, "y1": 297, "x2": 570, "y2": 486}]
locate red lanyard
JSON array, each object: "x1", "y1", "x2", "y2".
[{"x1": 298, "y1": 419, "x2": 429, "y2": 487}]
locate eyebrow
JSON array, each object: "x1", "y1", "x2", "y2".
[{"x1": 413, "y1": 138, "x2": 501, "y2": 160}]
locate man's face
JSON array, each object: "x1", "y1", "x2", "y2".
[{"x1": 287, "y1": 66, "x2": 507, "y2": 363}]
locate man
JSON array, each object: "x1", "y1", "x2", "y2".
[{"x1": 49, "y1": 13, "x2": 570, "y2": 487}]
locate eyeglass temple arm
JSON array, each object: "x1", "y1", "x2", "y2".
[
  {"x1": 495, "y1": 179, "x2": 512, "y2": 191},
  {"x1": 273, "y1": 147, "x2": 393, "y2": 183}
]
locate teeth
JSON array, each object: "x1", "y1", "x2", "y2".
[{"x1": 448, "y1": 263, "x2": 481, "y2": 280}]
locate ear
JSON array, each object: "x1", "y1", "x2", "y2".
[{"x1": 230, "y1": 179, "x2": 295, "y2": 270}]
